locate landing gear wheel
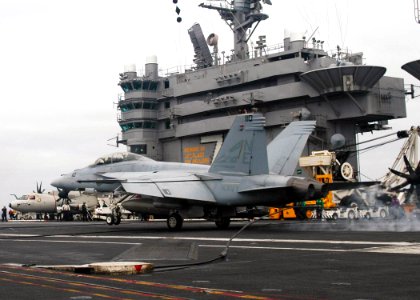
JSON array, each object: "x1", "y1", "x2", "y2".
[
  {"x1": 215, "y1": 217, "x2": 231, "y2": 229},
  {"x1": 110, "y1": 207, "x2": 121, "y2": 226},
  {"x1": 167, "y1": 213, "x2": 183, "y2": 230},
  {"x1": 106, "y1": 215, "x2": 114, "y2": 225}
]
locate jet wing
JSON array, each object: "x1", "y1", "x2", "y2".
[{"x1": 103, "y1": 171, "x2": 218, "y2": 203}]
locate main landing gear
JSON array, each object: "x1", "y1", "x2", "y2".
[
  {"x1": 166, "y1": 214, "x2": 231, "y2": 230},
  {"x1": 106, "y1": 207, "x2": 122, "y2": 226},
  {"x1": 106, "y1": 214, "x2": 122, "y2": 225},
  {"x1": 215, "y1": 217, "x2": 231, "y2": 229},
  {"x1": 167, "y1": 213, "x2": 183, "y2": 230}
]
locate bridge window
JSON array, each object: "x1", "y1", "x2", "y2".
[
  {"x1": 133, "y1": 122, "x2": 143, "y2": 129},
  {"x1": 165, "y1": 120, "x2": 172, "y2": 129},
  {"x1": 132, "y1": 80, "x2": 142, "y2": 90},
  {"x1": 120, "y1": 82, "x2": 133, "y2": 93},
  {"x1": 120, "y1": 121, "x2": 156, "y2": 132},
  {"x1": 143, "y1": 102, "x2": 152, "y2": 109},
  {"x1": 150, "y1": 81, "x2": 158, "y2": 91},
  {"x1": 144, "y1": 121, "x2": 156, "y2": 129},
  {"x1": 119, "y1": 100, "x2": 157, "y2": 112},
  {"x1": 122, "y1": 80, "x2": 158, "y2": 92}
]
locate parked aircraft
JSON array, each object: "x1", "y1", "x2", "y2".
[{"x1": 9, "y1": 189, "x2": 98, "y2": 215}]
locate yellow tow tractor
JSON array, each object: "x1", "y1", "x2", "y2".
[{"x1": 270, "y1": 151, "x2": 338, "y2": 220}]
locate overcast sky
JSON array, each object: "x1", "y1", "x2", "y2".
[{"x1": 1, "y1": 0, "x2": 420, "y2": 209}]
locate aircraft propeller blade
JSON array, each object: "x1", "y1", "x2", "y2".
[
  {"x1": 390, "y1": 180, "x2": 410, "y2": 192},
  {"x1": 403, "y1": 155, "x2": 416, "y2": 177},
  {"x1": 389, "y1": 168, "x2": 410, "y2": 180},
  {"x1": 33, "y1": 181, "x2": 45, "y2": 194},
  {"x1": 56, "y1": 188, "x2": 71, "y2": 204}
]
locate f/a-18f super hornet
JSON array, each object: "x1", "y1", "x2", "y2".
[{"x1": 52, "y1": 113, "x2": 373, "y2": 229}]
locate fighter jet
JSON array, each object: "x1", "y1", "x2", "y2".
[
  {"x1": 51, "y1": 116, "x2": 315, "y2": 196},
  {"x1": 51, "y1": 115, "x2": 315, "y2": 222},
  {"x1": 52, "y1": 113, "x2": 371, "y2": 229}
]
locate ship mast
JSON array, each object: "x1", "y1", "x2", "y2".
[
  {"x1": 199, "y1": 0, "x2": 271, "y2": 61},
  {"x1": 415, "y1": 0, "x2": 420, "y2": 23}
]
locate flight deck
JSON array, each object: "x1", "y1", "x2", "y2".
[{"x1": 1, "y1": 219, "x2": 420, "y2": 300}]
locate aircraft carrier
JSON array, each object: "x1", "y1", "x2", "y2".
[{"x1": 116, "y1": 0, "x2": 406, "y2": 179}]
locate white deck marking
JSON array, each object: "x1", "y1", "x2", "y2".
[
  {"x1": 201, "y1": 244, "x2": 356, "y2": 252},
  {"x1": 1, "y1": 233, "x2": 420, "y2": 254},
  {"x1": 360, "y1": 245, "x2": 420, "y2": 255},
  {"x1": 201, "y1": 244, "x2": 420, "y2": 255},
  {"x1": 0, "y1": 233, "x2": 415, "y2": 246},
  {"x1": 7, "y1": 239, "x2": 141, "y2": 245}
]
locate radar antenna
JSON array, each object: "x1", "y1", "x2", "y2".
[{"x1": 199, "y1": 0, "x2": 271, "y2": 61}]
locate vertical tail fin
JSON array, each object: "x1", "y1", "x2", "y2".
[
  {"x1": 267, "y1": 121, "x2": 316, "y2": 175},
  {"x1": 209, "y1": 114, "x2": 268, "y2": 175}
]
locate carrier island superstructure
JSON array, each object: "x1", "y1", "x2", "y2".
[{"x1": 116, "y1": 1, "x2": 406, "y2": 179}]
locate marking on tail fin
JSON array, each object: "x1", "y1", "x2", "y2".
[{"x1": 209, "y1": 114, "x2": 268, "y2": 175}]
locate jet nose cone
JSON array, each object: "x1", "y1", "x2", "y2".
[
  {"x1": 51, "y1": 174, "x2": 77, "y2": 192},
  {"x1": 51, "y1": 177, "x2": 64, "y2": 188}
]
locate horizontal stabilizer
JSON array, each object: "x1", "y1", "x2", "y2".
[
  {"x1": 325, "y1": 181, "x2": 380, "y2": 191},
  {"x1": 238, "y1": 185, "x2": 290, "y2": 194}
]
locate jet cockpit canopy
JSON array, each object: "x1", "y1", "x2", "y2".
[{"x1": 90, "y1": 152, "x2": 152, "y2": 167}]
